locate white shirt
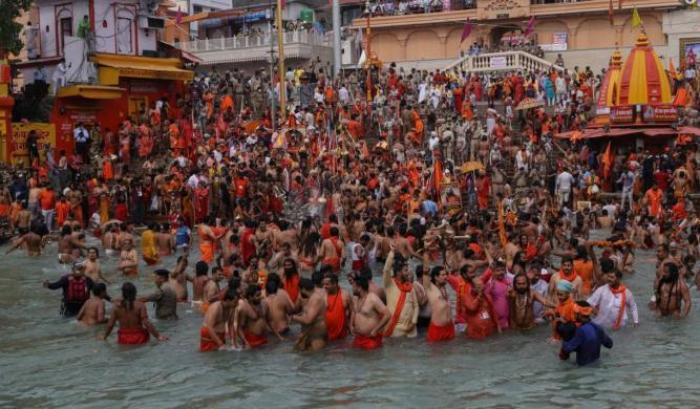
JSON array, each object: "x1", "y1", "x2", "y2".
[
  {"x1": 531, "y1": 278, "x2": 548, "y2": 321},
  {"x1": 587, "y1": 284, "x2": 639, "y2": 329},
  {"x1": 556, "y1": 171, "x2": 575, "y2": 192},
  {"x1": 339, "y1": 87, "x2": 349, "y2": 104},
  {"x1": 73, "y1": 126, "x2": 89, "y2": 143},
  {"x1": 186, "y1": 174, "x2": 200, "y2": 189}
]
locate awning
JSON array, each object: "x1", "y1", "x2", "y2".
[
  {"x1": 555, "y1": 126, "x2": 700, "y2": 140},
  {"x1": 56, "y1": 85, "x2": 125, "y2": 100},
  {"x1": 92, "y1": 53, "x2": 194, "y2": 85}
]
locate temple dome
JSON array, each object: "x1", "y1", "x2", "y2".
[{"x1": 617, "y1": 33, "x2": 672, "y2": 106}]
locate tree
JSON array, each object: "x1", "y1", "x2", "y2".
[{"x1": 0, "y1": 0, "x2": 32, "y2": 58}]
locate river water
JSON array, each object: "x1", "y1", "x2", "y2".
[{"x1": 1, "y1": 231, "x2": 700, "y2": 409}]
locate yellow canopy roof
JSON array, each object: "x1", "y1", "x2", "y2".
[
  {"x1": 92, "y1": 53, "x2": 194, "y2": 85},
  {"x1": 57, "y1": 85, "x2": 125, "y2": 99}
]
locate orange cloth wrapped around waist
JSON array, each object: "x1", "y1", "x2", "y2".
[
  {"x1": 427, "y1": 322, "x2": 455, "y2": 342},
  {"x1": 200, "y1": 327, "x2": 225, "y2": 352},
  {"x1": 199, "y1": 241, "x2": 214, "y2": 264},
  {"x1": 118, "y1": 327, "x2": 149, "y2": 345},
  {"x1": 352, "y1": 334, "x2": 383, "y2": 350},
  {"x1": 243, "y1": 330, "x2": 268, "y2": 348},
  {"x1": 322, "y1": 257, "x2": 341, "y2": 272}
]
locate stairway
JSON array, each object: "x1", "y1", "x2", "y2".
[{"x1": 444, "y1": 50, "x2": 564, "y2": 74}]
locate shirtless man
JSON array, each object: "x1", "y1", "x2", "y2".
[
  {"x1": 117, "y1": 238, "x2": 138, "y2": 276},
  {"x1": 655, "y1": 263, "x2": 692, "y2": 318},
  {"x1": 236, "y1": 285, "x2": 271, "y2": 349},
  {"x1": 291, "y1": 275, "x2": 328, "y2": 351},
  {"x1": 200, "y1": 286, "x2": 239, "y2": 352},
  {"x1": 101, "y1": 282, "x2": 167, "y2": 344},
  {"x1": 171, "y1": 256, "x2": 194, "y2": 302},
  {"x1": 16, "y1": 203, "x2": 32, "y2": 231},
  {"x1": 155, "y1": 223, "x2": 175, "y2": 257},
  {"x1": 203, "y1": 266, "x2": 224, "y2": 303},
  {"x1": 422, "y1": 252, "x2": 455, "y2": 342},
  {"x1": 351, "y1": 275, "x2": 390, "y2": 350},
  {"x1": 77, "y1": 283, "x2": 109, "y2": 326},
  {"x1": 320, "y1": 227, "x2": 345, "y2": 273},
  {"x1": 6, "y1": 228, "x2": 43, "y2": 256},
  {"x1": 57, "y1": 225, "x2": 84, "y2": 263},
  {"x1": 508, "y1": 273, "x2": 552, "y2": 330},
  {"x1": 102, "y1": 224, "x2": 120, "y2": 256},
  {"x1": 391, "y1": 225, "x2": 420, "y2": 259},
  {"x1": 84, "y1": 247, "x2": 110, "y2": 284},
  {"x1": 264, "y1": 273, "x2": 295, "y2": 335}
]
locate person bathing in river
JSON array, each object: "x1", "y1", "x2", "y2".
[
  {"x1": 101, "y1": 282, "x2": 167, "y2": 345},
  {"x1": 77, "y1": 283, "x2": 110, "y2": 326}
]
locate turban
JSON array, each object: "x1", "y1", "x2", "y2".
[{"x1": 556, "y1": 280, "x2": 574, "y2": 293}]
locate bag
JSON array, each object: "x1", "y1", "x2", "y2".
[{"x1": 66, "y1": 276, "x2": 89, "y2": 303}]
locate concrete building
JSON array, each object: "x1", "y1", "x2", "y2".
[{"x1": 347, "y1": 0, "x2": 700, "y2": 73}]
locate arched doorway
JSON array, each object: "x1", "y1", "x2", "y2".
[{"x1": 490, "y1": 24, "x2": 524, "y2": 48}]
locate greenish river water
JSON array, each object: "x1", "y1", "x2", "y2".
[{"x1": 1, "y1": 231, "x2": 700, "y2": 409}]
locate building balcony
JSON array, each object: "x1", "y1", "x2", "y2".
[
  {"x1": 350, "y1": 0, "x2": 680, "y2": 28},
  {"x1": 174, "y1": 29, "x2": 333, "y2": 65}
]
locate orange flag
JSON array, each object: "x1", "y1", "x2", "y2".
[
  {"x1": 433, "y1": 159, "x2": 443, "y2": 196},
  {"x1": 601, "y1": 141, "x2": 614, "y2": 179}
]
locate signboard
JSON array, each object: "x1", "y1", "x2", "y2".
[
  {"x1": 490, "y1": 56, "x2": 508, "y2": 70},
  {"x1": 11, "y1": 122, "x2": 56, "y2": 160},
  {"x1": 643, "y1": 104, "x2": 678, "y2": 122},
  {"x1": 610, "y1": 106, "x2": 634, "y2": 123},
  {"x1": 540, "y1": 32, "x2": 568, "y2": 51}
]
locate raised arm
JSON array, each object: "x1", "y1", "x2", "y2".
[{"x1": 383, "y1": 249, "x2": 395, "y2": 288}]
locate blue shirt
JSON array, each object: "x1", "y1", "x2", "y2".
[
  {"x1": 563, "y1": 322, "x2": 613, "y2": 366},
  {"x1": 175, "y1": 226, "x2": 191, "y2": 246},
  {"x1": 421, "y1": 200, "x2": 438, "y2": 216}
]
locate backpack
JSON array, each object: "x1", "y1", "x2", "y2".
[{"x1": 66, "y1": 276, "x2": 89, "y2": 303}]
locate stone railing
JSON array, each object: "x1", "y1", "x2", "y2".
[
  {"x1": 175, "y1": 29, "x2": 330, "y2": 53},
  {"x1": 444, "y1": 50, "x2": 564, "y2": 73}
]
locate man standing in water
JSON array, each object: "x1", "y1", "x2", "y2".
[
  {"x1": 6, "y1": 227, "x2": 44, "y2": 256},
  {"x1": 84, "y1": 247, "x2": 110, "y2": 284},
  {"x1": 43, "y1": 262, "x2": 94, "y2": 316},
  {"x1": 383, "y1": 249, "x2": 419, "y2": 338},
  {"x1": 423, "y1": 253, "x2": 455, "y2": 342},
  {"x1": 77, "y1": 283, "x2": 109, "y2": 325},
  {"x1": 655, "y1": 263, "x2": 692, "y2": 318},
  {"x1": 140, "y1": 269, "x2": 178, "y2": 320},
  {"x1": 117, "y1": 238, "x2": 138, "y2": 276},
  {"x1": 351, "y1": 275, "x2": 390, "y2": 350},
  {"x1": 200, "y1": 286, "x2": 239, "y2": 352},
  {"x1": 560, "y1": 301, "x2": 613, "y2": 366},
  {"x1": 292, "y1": 276, "x2": 328, "y2": 351},
  {"x1": 508, "y1": 273, "x2": 552, "y2": 330},
  {"x1": 324, "y1": 273, "x2": 350, "y2": 341},
  {"x1": 587, "y1": 267, "x2": 639, "y2": 330},
  {"x1": 236, "y1": 285, "x2": 269, "y2": 349},
  {"x1": 101, "y1": 282, "x2": 167, "y2": 345}
]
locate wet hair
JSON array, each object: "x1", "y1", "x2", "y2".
[
  {"x1": 154, "y1": 269, "x2": 170, "y2": 279},
  {"x1": 88, "y1": 246, "x2": 100, "y2": 257},
  {"x1": 122, "y1": 282, "x2": 136, "y2": 311},
  {"x1": 93, "y1": 282, "x2": 107, "y2": 297},
  {"x1": 330, "y1": 226, "x2": 339, "y2": 237},
  {"x1": 245, "y1": 284, "x2": 260, "y2": 299},
  {"x1": 195, "y1": 261, "x2": 209, "y2": 276},
  {"x1": 354, "y1": 274, "x2": 369, "y2": 291},
  {"x1": 299, "y1": 277, "x2": 314, "y2": 292},
  {"x1": 600, "y1": 258, "x2": 615, "y2": 274},
  {"x1": 228, "y1": 277, "x2": 241, "y2": 293},
  {"x1": 430, "y1": 266, "x2": 443, "y2": 283},
  {"x1": 311, "y1": 270, "x2": 324, "y2": 288},
  {"x1": 324, "y1": 272, "x2": 338, "y2": 285},
  {"x1": 266, "y1": 272, "x2": 281, "y2": 295},
  {"x1": 61, "y1": 225, "x2": 72, "y2": 236},
  {"x1": 223, "y1": 286, "x2": 238, "y2": 301}
]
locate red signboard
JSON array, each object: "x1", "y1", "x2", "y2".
[
  {"x1": 610, "y1": 105, "x2": 634, "y2": 123},
  {"x1": 642, "y1": 104, "x2": 677, "y2": 123}
]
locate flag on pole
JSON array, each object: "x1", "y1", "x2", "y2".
[
  {"x1": 631, "y1": 7, "x2": 642, "y2": 28},
  {"x1": 523, "y1": 16, "x2": 536, "y2": 37},
  {"x1": 608, "y1": 0, "x2": 614, "y2": 25},
  {"x1": 176, "y1": 6, "x2": 182, "y2": 24},
  {"x1": 460, "y1": 19, "x2": 473, "y2": 44},
  {"x1": 669, "y1": 57, "x2": 678, "y2": 80},
  {"x1": 601, "y1": 142, "x2": 614, "y2": 179}
]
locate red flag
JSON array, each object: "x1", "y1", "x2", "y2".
[
  {"x1": 523, "y1": 16, "x2": 536, "y2": 37},
  {"x1": 176, "y1": 6, "x2": 182, "y2": 24},
  {"x1": 460, "y1": 19, "x2": 473, "y2": 44},
  {"x1": 608, "y1": 0, "x2": 614, "y2": 25}
]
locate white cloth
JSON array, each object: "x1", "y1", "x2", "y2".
[
  {"x1": 555, "y1": 171, "x2": 574, "y2": 192},
  {"x1": 587, "y1": 284, "x2": 639, "y2": 329}
]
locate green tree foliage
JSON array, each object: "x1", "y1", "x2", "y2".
[{"x1": 0, "y1": 0, "x2": 33, "y2": 57}]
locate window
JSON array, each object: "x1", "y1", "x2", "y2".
[
  {"x1": 116, "y1": 17, "x2": 133, "y2": 54},
  {"x1": 60, "y1": 17, "x2": 72, "y2": 52}
]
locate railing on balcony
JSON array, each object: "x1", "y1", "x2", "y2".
[
  {"x1": 175, "y1": 29, "x2": 330, "y2": 53},
  {"x1": 445, "y1": 50, "x2": 564, "y2": 73}
]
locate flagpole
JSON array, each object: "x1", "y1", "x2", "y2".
[{"x1": 276, "y1": 0, "x2": 287, "y2": 121}]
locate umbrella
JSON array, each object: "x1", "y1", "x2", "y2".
[
  {"x1": 515, "y1": 97, "x2": 544, "y2": 111},
  {"x1": 460, "y1": 161, "x2": 485, "y2": 173}
]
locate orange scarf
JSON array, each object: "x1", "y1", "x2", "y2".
[
  {"x1": 384, "y1": 279, "x2": 413, "y2": 336},
  {"x1": 559, "y1": 269, "x2": 577, "y2": 283},
  {"x1": 610, "y1": 284, "x2": 627, "y2": 330}
]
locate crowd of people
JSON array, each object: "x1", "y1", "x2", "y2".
[{"x1": 2, "y1": 47, "x2": 700, "y2": 366}]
